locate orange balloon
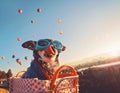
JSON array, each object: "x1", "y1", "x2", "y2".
[
  {"x1": 17, "y1": 37, "x2": 21, "y2": 41},
  {"x1": 59, "y1": 30, "x2": 63, "y2": 35}
]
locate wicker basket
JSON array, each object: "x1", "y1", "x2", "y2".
[{"x1": 9, "y1": 65, "x2": 79, "y2": 93}]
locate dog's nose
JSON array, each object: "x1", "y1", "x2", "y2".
[{"x1": 45, "y1": 45, "x2": 55, "y2": 55}]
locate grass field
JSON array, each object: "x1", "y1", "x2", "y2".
[{"x1": 0, "y1": 88, "x2": 9, "y2": 93}]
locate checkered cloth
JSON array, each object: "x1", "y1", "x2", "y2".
[
  {"x1": 9, "y1": 77, "x2": 78, "y2": 93},
  {"x1": 9, "y1": 78, "x2": 51, "y2": 93},
  {"x1": 9, "y1": 78, "x2": 32, "y2": 93}
]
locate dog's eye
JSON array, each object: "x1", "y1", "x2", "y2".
[{"x1": 38, "y1": 40, "x2": 49, "y2": 46}]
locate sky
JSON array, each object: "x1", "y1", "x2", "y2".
[{"x1": 1, "y1": 0, "x2": 120, "y2": 75}]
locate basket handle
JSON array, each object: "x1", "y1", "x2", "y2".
[
  {"x1": 15, "y1": 70, "x2": 26, "y2": 78},
  {"x1": 51, "y1": 65, "x2": 78, "y2": 91}
]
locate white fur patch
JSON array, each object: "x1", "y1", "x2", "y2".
[{"x1": 37, "y1": 49, "x2": 58, "y2": 63}]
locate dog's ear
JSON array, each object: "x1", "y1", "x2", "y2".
[
  {"x1": 62, "y1": 46, "x2": 66, "y2": 51},
  {"x1": 22, "y1": 40, "x2": 36, "y2": 50}
]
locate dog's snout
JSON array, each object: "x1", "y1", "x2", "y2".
[{"x1": 45, "y1": 45, "x2": 55, "y2": 55}]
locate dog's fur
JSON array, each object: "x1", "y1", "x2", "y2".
[{"x1": 21, "y1": 39, "x2": 66, "y2": 80}]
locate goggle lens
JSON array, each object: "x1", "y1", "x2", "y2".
[
  {"x1": 52, "y1": 40, "x2": 62, "y2": 50},
  {"x1": 38, "y1": 40, "x2": 49, "y2": 46},
  {"x1": 35, "y1": 39, "x2": 63, "y2": 51}
]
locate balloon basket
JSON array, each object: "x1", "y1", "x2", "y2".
[{"x1": 9, "y1": 65, "x2": 79, "y2": 93}]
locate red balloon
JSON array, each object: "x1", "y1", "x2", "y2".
[
  {"x1": 18, "y1": 9, "x2": 22, "y2": 14},
  {"x1": 16, "y1": 58, "x2": 22, "y2": 65}
]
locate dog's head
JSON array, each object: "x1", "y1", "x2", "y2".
[{"x1": 22, "y1": 39, "x2": 66, "y2": 63}]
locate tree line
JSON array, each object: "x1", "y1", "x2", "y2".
[{"x1": 0, "y1": 69, "x2": 13, "y2": 79}]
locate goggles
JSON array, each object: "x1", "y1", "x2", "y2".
[{"x1": 35, "y1": 39, "x2": 63, "y2": 51}]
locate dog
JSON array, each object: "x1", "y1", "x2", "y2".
[{"x1": 21, "y1": 39, "x2": 66, "y2": 80}]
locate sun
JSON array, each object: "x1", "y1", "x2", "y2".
[
  {"x1": 108, "y1": 48, "x2": 120, "y2": 57},
  {"x1": 110, "y1": 51, "x2": 119, "y2": 56}
]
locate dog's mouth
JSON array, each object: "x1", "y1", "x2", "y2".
[
  {"x1": 37, "y1": 45, "x2": 58, "y2": 62},
  {"x1": 44, "y1": 53, "x2": 54, "y2": 58}
]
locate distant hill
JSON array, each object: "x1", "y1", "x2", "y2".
[
  {"x1": 68, "y1": 52, "x2": 120, "y2": 70},
  {"x1": 69, "y1": 52, "x2": 120, "y2": 93}
]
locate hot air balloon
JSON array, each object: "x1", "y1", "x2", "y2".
[
  {"x1": 59, "y1": 30, "x2": 63, "y2": 35},
  {"x1": 37, "y1": 8, "x2": 42, "y2": 13},
  {"x1": 1, "y1": 56, "x2": 5, "y2": 60},
  {"x1": 16, "y1": 58, "x2": 22, "y2": 65},
  {"x1": 57, "y1": 18, "x2": 62, "y2": 23},
  {"x1": 12, "y1": 55, "x2": 15, "y2": 58},
  {"x1": 17, "y1": 37, "x2": 21, "y2": 41},
  {"x1": 18, "y1": 9, "x2": 23, "y2": 14},
  {"x1": 31, "y1": 20, "x2": 35, "y2": 24},
  {"x1": 24, "y1": 56, "x2": 28, "y2": 60}
]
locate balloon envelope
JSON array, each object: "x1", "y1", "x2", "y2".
[
  {"x1": 59, "y1": 30, "x2": 63, "y2": 35},
  {"x1": 18, "y1": 9, "x2": 22, "y2": 13},
  {"x1": 12, "y1": 55, "x2": 15, "y2": 58},
  {"x1": 24, "y1": 56, "x2": 28, "y2": 60},
  {"x1": 16, "y1": 59, "x2": 22, "y2": 65},
  {"x1": 37, "y1": 8, "x2": 42, "y2": 13},
  {"x1": 31, "y1": 20, "x2": 34, "y2": 24},
  {"x1": 1, "y1": 56, "x2": 5, "y2": 60},
  {"x1": 17, "y1": 38, "x2": 21, "y2": 41},
  {"x1": 57, "y1": 18, "x2": 62, "y2": 23}
]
